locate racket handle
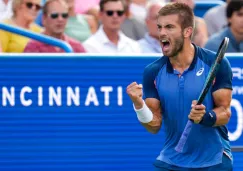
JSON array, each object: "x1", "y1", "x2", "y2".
[{"x1": 175, "y1": 120, "x2": 193, "y2": 153}]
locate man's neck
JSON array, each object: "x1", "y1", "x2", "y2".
[
  {"x1": 103, "y1": 27, "x2": 119, "y2": 45},
  {"x1": 230, "y1": 27, "x2": 243, "y2": 43},
  {"x1": 169, "y1": 42, "x2": 195, "y2": 73},
  {"x1": 44, "y1": 31, "x2": 64, "y2": 40}
]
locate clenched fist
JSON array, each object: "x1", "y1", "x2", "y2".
[
  {"x1": 188, "y1": 100, "x2": 206, "y2": 124},
  {"x1": 126, "y1": 82, "x2": 144, "y2": 109}
]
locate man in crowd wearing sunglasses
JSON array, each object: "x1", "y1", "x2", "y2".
[
  {"x1": 24, "y1": 0, "x2": 86, "y2": 53},
  {"x1": 83, "y1": 0, "x2": 141, "y2": 53}
]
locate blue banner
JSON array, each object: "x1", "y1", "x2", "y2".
[{"x1": 0, "y1": 54, "x2": 242, "y2": 170}]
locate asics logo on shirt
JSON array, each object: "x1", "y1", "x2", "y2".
[{"x1": 196, "y1": 68, "x2": 204, "y2": 76}]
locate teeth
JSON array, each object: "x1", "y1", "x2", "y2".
[{"x1": 161, "y1": 40, "x2": 168, "y2": 43}]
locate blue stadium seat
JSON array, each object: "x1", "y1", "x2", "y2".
[{"x1": 194, "y1": 0, "x2": 225, "y2": 17}]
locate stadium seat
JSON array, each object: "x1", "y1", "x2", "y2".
[{"x1": 194, "y1": 0, "x2": 225, "y2": 17}]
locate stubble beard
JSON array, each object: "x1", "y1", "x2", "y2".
[{"x1": 166, "y1": 34, "x2": 184, "y2": 58}]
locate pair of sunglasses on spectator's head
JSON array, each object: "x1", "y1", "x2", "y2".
[
  {"x1": 25, "y1": 2, "x2": 42, "y2": 11},
  {"x1": 105, "y1": 10, "x2": 125, "y2": 17}
]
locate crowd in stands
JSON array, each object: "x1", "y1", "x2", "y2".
[{"x1": 0, "y1": 0, "x2": 242, "y2": 53}]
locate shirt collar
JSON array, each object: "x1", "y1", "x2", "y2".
[
  {"x1": 95, "y1": 25, "x2": 128, "y2": 46},
  {"x1": 144, "y1": 33, "x2": 159, "y2": 44},
  {"x1": 43, "y1": 31, "x2": 67, "y2": 41},
  {"x1": 166, "y1": 43, "x2": 198, "y2": 73},
  {"x1": 144, "y1": 33, "x2": 161, "y2": 52}
]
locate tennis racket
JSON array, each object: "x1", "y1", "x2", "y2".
[{"x1": 174, "y1": 37, "x2": 229, "y2": 153}]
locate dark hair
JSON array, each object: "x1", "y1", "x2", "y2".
[
  {"x1": 158, "y1": 2, "x2": 194, "y2": 30},
  {"x1": 99, "y1": 0, "x2": 126, "y2": 12},
  {"x1": 226, "y1": 0, "x2": 243, "y2": 26}
]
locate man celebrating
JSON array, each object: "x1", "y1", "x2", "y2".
[{"x1": 127, "y1": 2, "x2": 233, "y2": 171}]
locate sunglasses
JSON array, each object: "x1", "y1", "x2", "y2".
[
  {"x1": 49, "y1": 13, "x2": 69, "y2": 19},
  {"x1": 25, "y1": 2, "x2": 42, "y2": 11},
  {"x1": 105, "y1": 10, "x2": 124, "y2": 17}
]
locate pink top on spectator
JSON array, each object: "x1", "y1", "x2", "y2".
[
  {"x1": 75, "y1": 0, "x2": 100, "y2": 14},
  {"x1": 24, "y1": 34, "x2": 86, "y2": 53}
]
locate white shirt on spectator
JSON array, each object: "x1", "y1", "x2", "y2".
[
  {"x1": 0, "y1": 0, "x2": 12, "y2": 22},
  {"x1": 83, "y1": 26, "x2": 141, "y2": 54}
]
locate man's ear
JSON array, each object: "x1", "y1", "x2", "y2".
[{"x1": 183, "y1": 27, "x2": 194, "y2": 38}]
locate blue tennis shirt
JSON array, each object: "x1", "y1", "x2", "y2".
[{"x1": 143, "y1": 44, "x2": 233, "y2": 168}]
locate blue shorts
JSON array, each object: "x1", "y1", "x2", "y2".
[{"x1": 154, "y1": 153, "x2": 233, "y2": 171}]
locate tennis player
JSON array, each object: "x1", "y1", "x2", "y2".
[{"x1": 126, "y1": 2, "x2": 233, "y2": 171}]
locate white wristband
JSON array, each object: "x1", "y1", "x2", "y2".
[{"x1": 133, "y1": 100, "x2": 153, "y2": 123}]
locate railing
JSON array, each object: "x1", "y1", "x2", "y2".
[
  {"x1": 0, "y1": 23, "x2": 73, "y2": 53},
  {"x1": 232, "y1": 146, "x2": 243, "y2": 152}
]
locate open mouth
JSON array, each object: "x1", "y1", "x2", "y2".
[{"x1": 161, "y1": 39, "x2": 170, "y2": 51}]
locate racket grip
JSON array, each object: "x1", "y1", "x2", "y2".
[{"x1": 175, "y1": 120, "x2": 193, "y2": 153}]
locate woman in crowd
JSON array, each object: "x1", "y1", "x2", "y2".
[{"x1": 0, "y1": 0, "x2": 43, "y2": 52}]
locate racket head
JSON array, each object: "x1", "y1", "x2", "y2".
[
  {"x1": 214, "y1": 37, "x2": 229, "y2": 63},
  {"x1": 196, "y1": 37, "x2": 229, "y2": 105}
]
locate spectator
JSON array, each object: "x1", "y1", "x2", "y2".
[
  {"x1": 203, "y1": 0, "x2": 230, "y2": 37},
  {"x1": 138, "y1": 1, "x2": 164, "y2": 53},
  {"x1": 83, "y1": 0, "x2": 141, "y2": 53},
  {"x1": 24, "y1": 0, "x2": 86, "y2": 53},
  {"x1": 172, "y1": 0, "x2": 208, "y2": 47},
  {"x1": 0, "y1": 0, "x2": 43, "y2": 53},
  {"x1": 84, "y1": 14, "x2": 99, "y2": 34},
  {"x1": 205, "y1": 1, "x2": 243, "y2": 52},
  {"x1": 86, "y1": 5, "x2": 100, "y2": 30},
  {"x1": 64, "y1": 0, "x2": 92, "y2": 43},
  {"x1": 0, "y1": 0, "x2": 13, "y2": 21},
  {"x1": 129, "y1": 0, "x2": 147, "y2": 24},
  {"x1": 121, "y1": 0, "x2": 147, "y2": 40}
]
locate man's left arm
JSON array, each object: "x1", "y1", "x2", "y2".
[
  {"x1": 212, "y1": 88, "x2": 232, "y2": 126},
  {"x1": 189, "y1": 57, "x2": 233, "y2": 126},
  {"x1": 212, "y1": 57, "x2": 233, "y2": 126}
]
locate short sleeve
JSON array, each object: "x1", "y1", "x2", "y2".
[
  {"x1": 142, "y1": 65, "x2": 160, "y2": 100},
  {"x1": 212, "y1": 57, "x2": 233, "y2": 92}
]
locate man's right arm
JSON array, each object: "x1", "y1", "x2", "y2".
[
  {"x1": 127, "y1": 82, "x2": 162, "y2": 134},
  {"x1": 127, "y1": 61, "x2": 163, "y2": 134},
  {"x1": 140, "y1": 98, "x2": 162, "y2": 134}
]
